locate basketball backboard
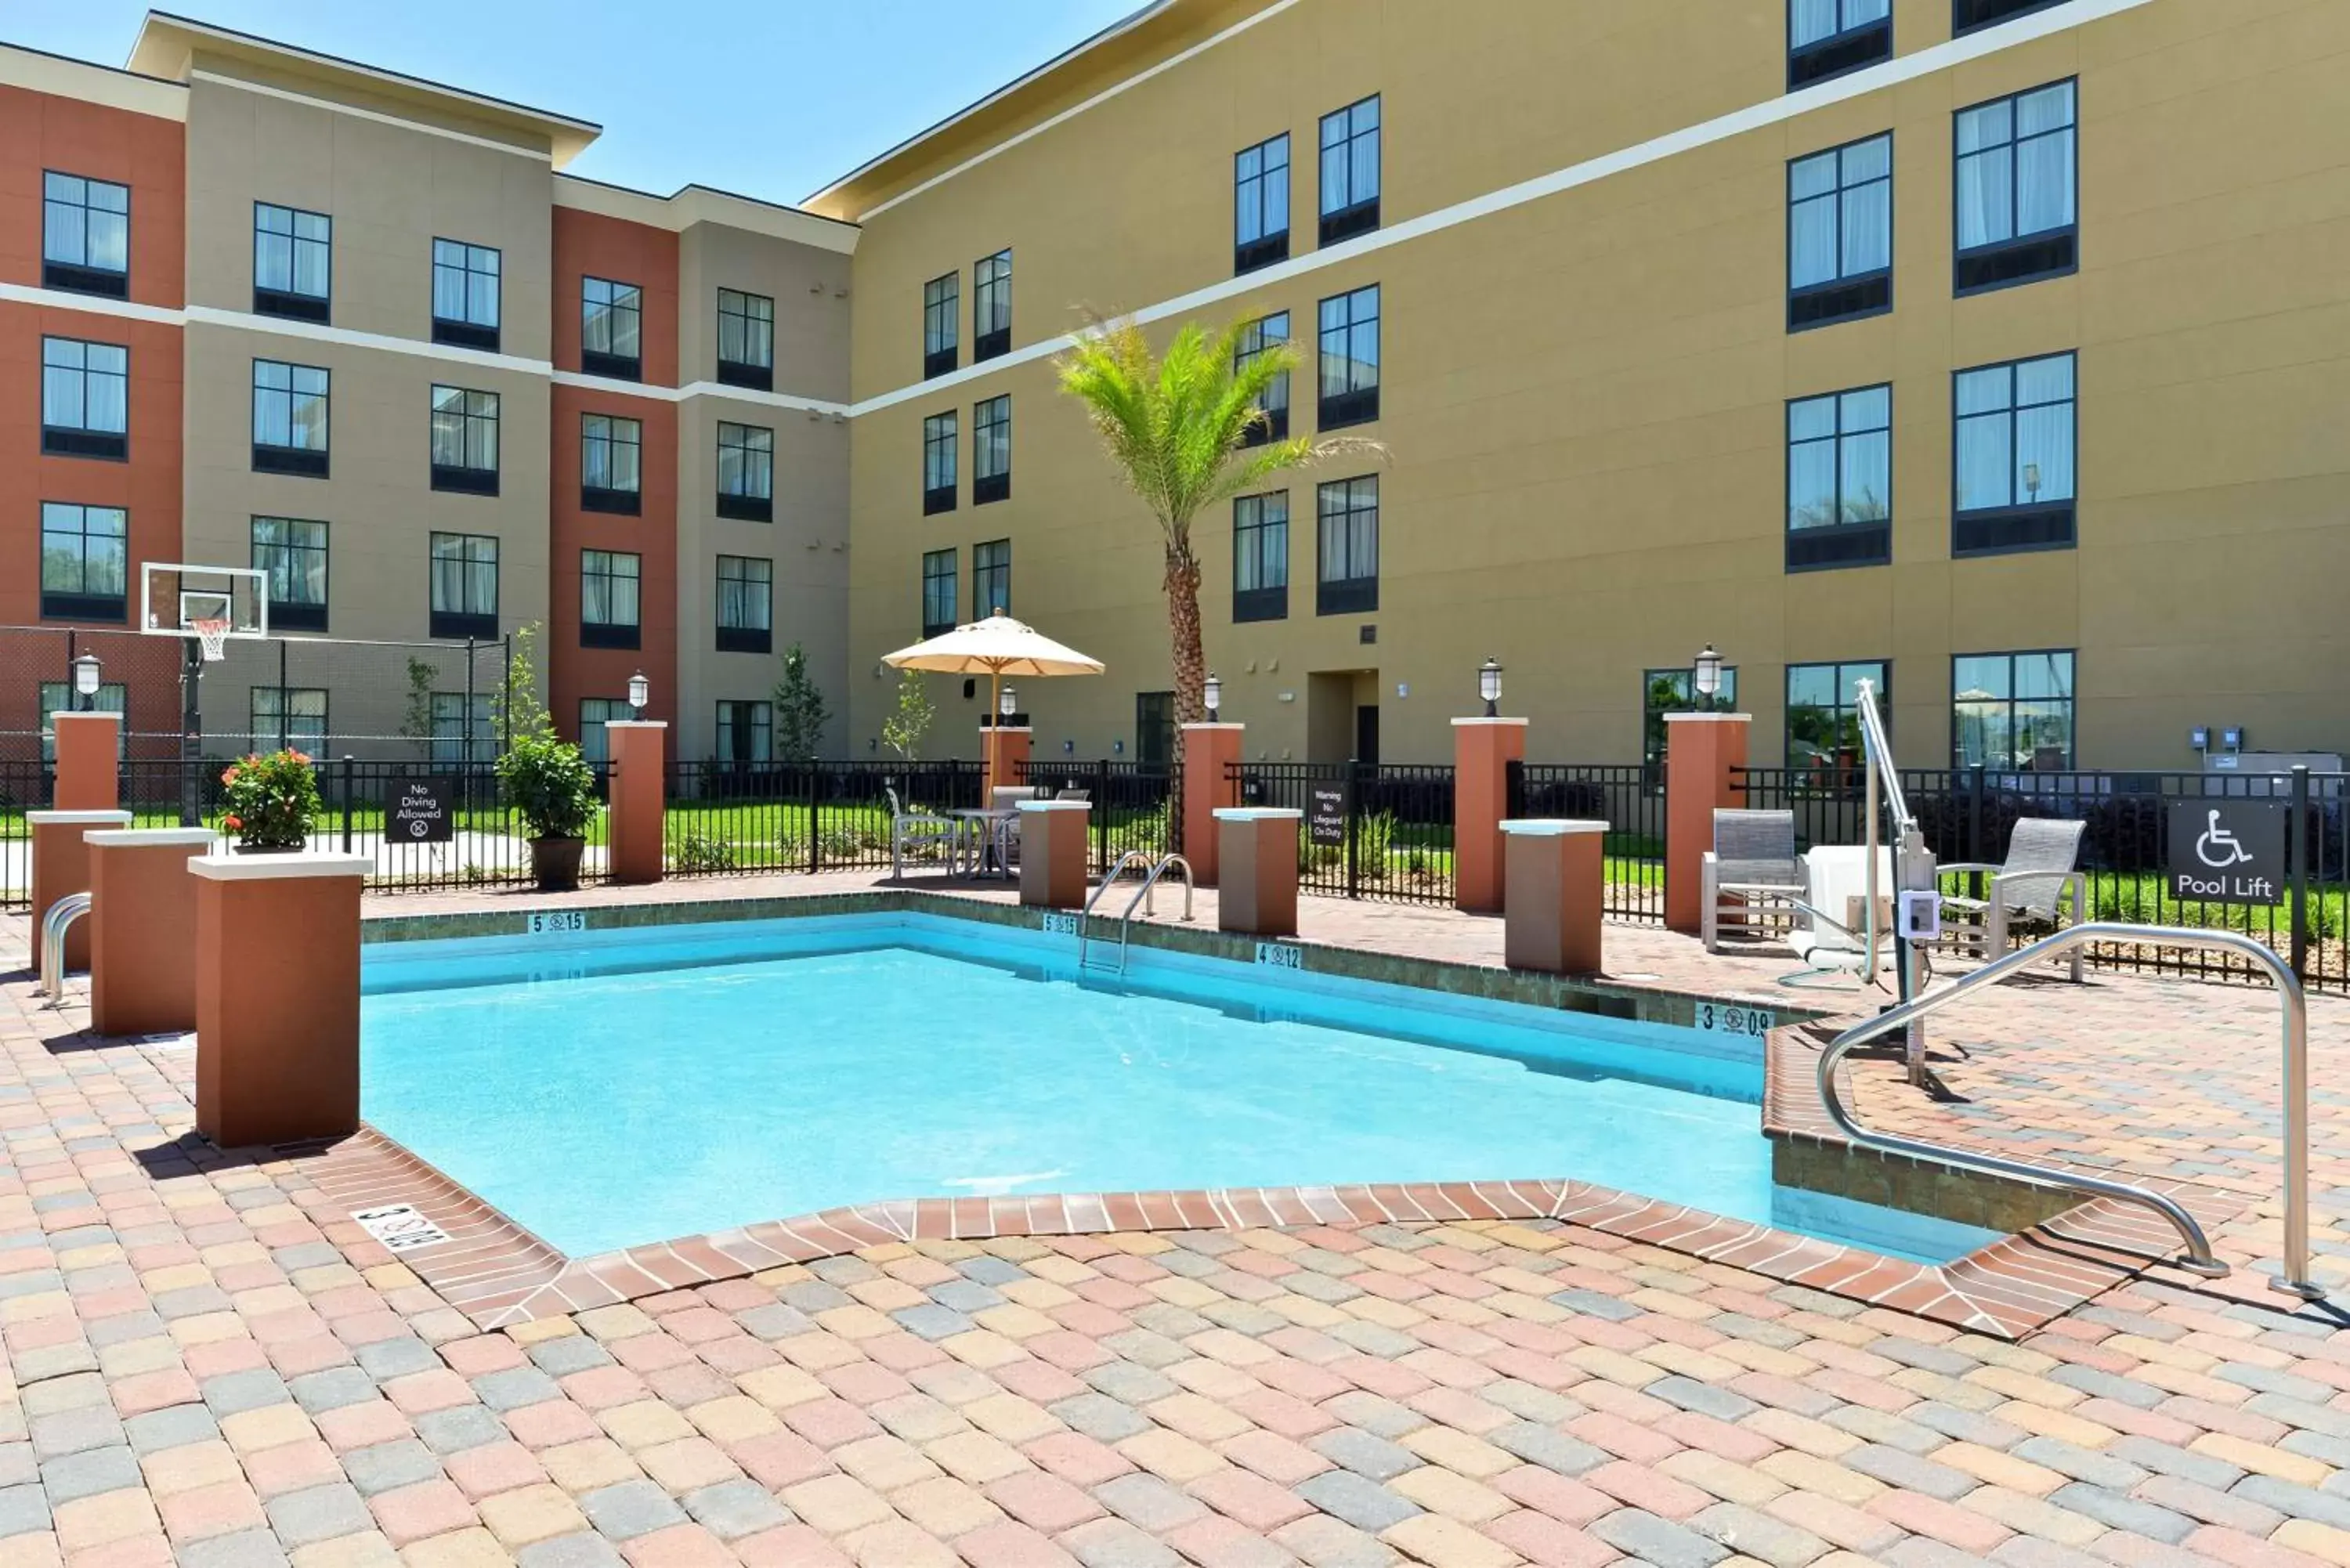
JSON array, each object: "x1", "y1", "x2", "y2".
[{"x1": 140, "y1": 562, "x2": 269, "y2": 657}]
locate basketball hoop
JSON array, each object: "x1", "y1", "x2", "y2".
[{"x1": 192, "y1": 618, "x2": 232, "y2": 663}]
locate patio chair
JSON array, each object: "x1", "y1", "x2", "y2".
[
  {"x1": 885, "y1": 786, "x2": 956, "y2": 880},
  {"x1": 986, "y1": 784, "x2": 1039, "y2": 873},
  {"x1": 1701, "y1": 809, "x2": 1807, "y2": 952},
  {"x1": 1940, "y1": 816, "x2": 2087, "y2": 981}
]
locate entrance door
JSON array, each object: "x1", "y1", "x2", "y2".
[{"x1": 1354, "y1": 703, "x2": 1380, "y2": 765}]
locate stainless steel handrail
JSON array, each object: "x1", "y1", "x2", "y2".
[
  {"x1": 1077, "y1": 851, "x2": 1156, "y2": 971},
  {"x1": 1818, "y1": 921, "x2": 2323, "y2": 1299},
  {"x1": 39, "y1": 892, "x2": 92, "y2": 1005},
  {"x1": 1076, "y1": 852, "x2": 1195, "y2": 975},
  {"x1": 1133, "y1": 854, "x2": 1194, "y2": 923}
]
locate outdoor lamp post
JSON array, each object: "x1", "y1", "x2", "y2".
[
  {"x1": 1694, "y1": 645, "x2": 1723, "y2": 713},
  {"x1": 1477, "y1": 657, "x2": 1502, "y2": 718},
  {"x1": 1203, "y1": 673, "x2": 1222, "y2": 721},
  {"x1": 71, "y1": 652, "x2": 103, "y2": 712},
  {"x1": 627, "y1": 670, "x2": 649, "y2": 717}
]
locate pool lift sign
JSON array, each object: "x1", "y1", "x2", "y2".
[{"x1": 2167, "y1": 799, "x2": 2286, "y2": 905}]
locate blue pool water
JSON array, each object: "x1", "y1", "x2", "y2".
[{"x1": 360, "y1": 914, "x2": 2002, "y2": 1263}]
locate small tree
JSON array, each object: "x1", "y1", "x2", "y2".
[
  {"x1": 492, "y1": 623, "x2": 555, "y2": 750},
  {"x1": 880, "y1": 670, "x2": 935, "y2": 765},
  {"x1": 772, "y1": 643, "x2": 831, "y2": 762},
  {"x1": 399, "y1": 657, "x2": 436, "y2": 761}
]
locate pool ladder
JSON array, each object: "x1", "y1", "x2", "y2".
[
  {"x1": 39, "y1": 892, "x2": 92, "y2": 1006},
  {"x1": 1076, "y1": 851, "x2": 1194, "y2": 975}
]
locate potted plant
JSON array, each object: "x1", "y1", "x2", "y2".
[
  {"x1": 219, "y1": 750, "x2": 320, "y2": 853},
  {"x1": 497, "y1": 732, "x2": 598, "y2": 891}
]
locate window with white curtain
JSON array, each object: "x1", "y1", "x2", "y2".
[
  {"x1": 1318, "y1": 96, "x2": 1380, "y2": 244},
  {"x1": 1315, "y1": 475, "x2": 1378, "y2": 616},
  {"x1": 923, "y1": 412, "x2": 957, "y2": 514},
  {"x1": 41, "y1": 338, "x2": 128, "y2": 458},
  {"x1": 429, "y1": 385, "x2": 499, "y2": 494},
  {"x1": 251, "y1": 517, "x2": 328, "y2": 632},
  {"x1": 580, "y1": 414, "x2": 642, "y2": 513},
  {"x1": 1233, "y1": 492, "x2": 1289, "y2": 623},
  {"x1": 718, "y1": 288, "x2": 775, "y2": 388},
  {"x1": 254, "y1": 204, "x2": 331, "y2": 321},
  {"x1": 921, "y1": 548, "x2": 958, "y2": 638},
  {"x1": 428, "y1": 532, "x2": 499, "y2": 638},
  {"x1": 1317, "y1": 287, "x2": 1379, "y2": 429},
  {"x1": 1788, "y1": 132, "x2": 1891, "y2": 330},
  {"x1": 974, "y1": 251, "x2": 1012, "y2": 361},
  {"x1": 1235, "y1": 133, "x2": 1290, "y2": 274},
  {"x1": 253, "y1": 360, "x2": 329, "y2": 476},
  {"x1": 1953, "y1": 351, "x2": 2076, "y2": 555},
  {"x1": 581, "y1": 277, "x2": 642, "y2": 379},
  {"x1": 716, "y1": 555, "x2": 773, "y2": 653},
  {"x1": 974, "y1": 396, "x2": 1010, "y2": 504},
  {"x1": 1788, "y1": 0, "x2": 1891, "y2": 89},
  {"x1": 1236, "y1": 313, "x2": 1291, "y2": 446},
  {"x1": 1955, "y1": 79, "x2": 2077, "y2": 293},
  {"x1": 1786, "y1": 385, "x2": 1891, "y2": 570},
  {"x1": 923, "y1": 273, "x2": 959, "y2": 378},
  {"x1": 42, "y1": 172, "x2": 129, "y2": 297},
  {"x1": 430, "y1": 238, "x2": 501, "y2": 349},
  {"x1": 580, "y1": 549, "x2": 641, "y2": 649}
]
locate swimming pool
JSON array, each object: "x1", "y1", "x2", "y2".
[{"x1": 360, "y1": 912, "x2": 2003, "y2": 1264}]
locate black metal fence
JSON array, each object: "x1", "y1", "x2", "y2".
[
  {"x1": 664, "y1": 761, "x2": 985, "y2": 876},
  {"x1": 1510, "y1": 763, "x2": 1668, "y2": 923},
  {"x1": 1737, "y1": 763, "x2": 2350, "y2": 991},
  {"x1": 1232, "y1": 761, "x2": 1457, "y2": 905},
  {"x1": 1017, "y1": 759, "x2": 1174, "y2": 876}
]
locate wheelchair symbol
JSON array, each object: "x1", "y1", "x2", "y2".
[{"x1": 2195, "y1": 809, "x2": 2253, "y2": 869}]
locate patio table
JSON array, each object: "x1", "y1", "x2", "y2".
[{"x1": 950, "y1": 808, "x2": 1020, "y2": 878}]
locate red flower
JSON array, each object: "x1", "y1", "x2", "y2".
[
  {"x1": 290, "y1": 750, "x2": 311, "y2": 765},
  {"x1": 223, "y1": 814, "x2": 243, "y2": 831},
  {"x1": 221, "y1": 767, "x2": 240, "y2": 785}
]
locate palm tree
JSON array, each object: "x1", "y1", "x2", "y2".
[{"x1": 1058, "y1": 315, "x2": 1379, "y2": 761}]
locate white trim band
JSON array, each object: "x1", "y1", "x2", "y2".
[
  {"x1": 1500, "y1": 819, "x2": 1610, "y2": 836},
  {"x1": 26, "y1": 810, "x2": 136, "y2": 826},
  {"x1": 189, "y1": 851, "x2": 374, "y2": 880},
  {"x1": 85, "y1": 829, "x2": 219, "y2": 847}
]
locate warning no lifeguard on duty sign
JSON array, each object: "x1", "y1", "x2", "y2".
[{"x1": 2167, "y1": 799, "x2": 2287, "y2": 905}]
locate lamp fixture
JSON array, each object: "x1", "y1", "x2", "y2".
[
  {"x1": 1203, "y1": 672, "x2": 1222, "y2": 720},
  {"x1": 1693, "y1": 644, "x2": 1723, "y2": 709},
  {"x1": 70, "y1": 652, "x2": 103, "y2": 710},
  {"x1": 627, "y1": 670, "x2": 649, "y2": 715},
  {"x1": 1477, "y1": 657, "x2": 1502, "y2": 718},
  {"x1": 999, "y1": 684, "x2": 1018, "y2": 720}
]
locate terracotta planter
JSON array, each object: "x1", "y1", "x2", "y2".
[{"x1": 530, "y1": 836, "x2": 585, "y2": 892}]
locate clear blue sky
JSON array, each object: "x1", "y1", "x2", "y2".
[{"x1": 11, "y1": 1, "x2": 1145, "y2": 207}]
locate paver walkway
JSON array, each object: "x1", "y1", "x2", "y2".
[{"x1": 7, "y1": 876, "x2": 2350, "y2": 1566}]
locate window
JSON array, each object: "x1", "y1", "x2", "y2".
[
  {"x1": 923, "y1": 273, "x2": 959, "y2": 378},
  {"x1": 924, "y1": 412, "x2": 957, "y2": 515},
  {"x1": 1789, "y1": 0, "x2": 1890, "y2": 89},
  {"x1": 428, "y1": 532, "x2": 499, "y2": 640},
  {"x1": 39, "y1": 503, "x2": 128, "y2": 621},
  {"x1": 1236, "y1": 313, "x2": 1291, "y2": 446},
  {"x1": 1955, "y1": 0, "x2": 2064, "y2": 35},
  {"x1": 581, "y1": 277, "x2": 642, "y2": 381},
  {"x1": 1318, "y1": 286, "x2": 1379, "y2": 429},
  {"x1": 428, "y1": 386, "x2": 499, "y2": 495},
  {"x1": 716, "y1": 422, "x2": 774, "y2": 522},
  {"x1": 38, "y1": 681, "x2": 128, "y2": 761},
  {"x1": 1786, "y1": 385, "x2": 1891, "y2": 571},
  {"x1": 921, "y1": 548, "x2": 959, "y2": 638},
  {"x1": 254, "y1": 204, "x2": 331, "y2": 322},
  {"x1": 1233, "y1": 492, "x2": 1289, "y2": 623},
  {"x1": 973, "y1": 396, "x2": 1011, "y2": 504},
  {"x1": 1318, "y1": 96, "x2": 1380, "y2": 244},
  {"x1": 1235, "y1": 133, "x2": 1291, "y2": 274},
  {"x1": 1643, "y1": 666, "x2": 1740, "y2": 774},
  {"x1": 251, "y1": 517, "x2": 328, "y2": 634},
  {"x1": 1954, "y1": 351, "x2": 2075, "y2": 555},
  {"x1": 1315, "y1": 476, "x2": 1378, "y2": 615},
  {"x1": 42, "y1": 172, "x2": 129, "y2": 298},
  {"x1": 41, "y1": 338, "x2": 128, "y2": 460},
  {"x1": 1955, "y1": 80, "x2": 2077, "y2": 294},
  {"x1": 716, "y1": 555, "x2": 772, "y2": 653},
  {"x1": 430, "y1": 238, "x2": 501, "y2": 351},
  {"x1": 431, "y1": 692, "x2": 493, "y2": 765},
  {"x1": 253, "y1": 360, "x2": 330, "y2": 478},
  {"x1": 1136, "y1": 692, "x2": 1175, "y2": 769},
  {"x1": 718, "y1": 288, "x2": 774, "y2": 390},
  {"x1": 578, "y1": 697, "x2": 627, "y2": 768},
  {"x1": 580, "y1": 414, "x2": 642, "y2": 515},
  {"x1": 1787, "y1": 661, "x2": 1888, "y2": 784},
  {"x1": 1953, "y1": 650, "x2": 2073, "y2": 770},
  {"x1": 1788, "y1": 132, "x2": 1892, "y2": 330},
  {"x1": 249, "y1": 687, "x2": 327, "y2": 751},
  {"x1": 974, "y1": 251, "x2": 1011, "y2": 362},
  {"x1": 580, "y1": 549, "x2": 642, "y2": 649},
  {"x1": 716, "y1": 700, "x2": 773, "y2": 764},
  {"x1": 973, "y1": 538, "x2": 1011, "y2": 619}
]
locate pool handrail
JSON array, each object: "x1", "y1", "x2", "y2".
[
  {"x1": 1816, "y1": 919, "x2": 2323, "y2": 1299},
  {"x1": 39, "y1": 891, "x2": 92, "y2": 1005}
]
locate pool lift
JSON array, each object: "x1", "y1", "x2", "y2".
[{"x1": 1076, "y1": 851, "x2": 1194, "y2": 975}]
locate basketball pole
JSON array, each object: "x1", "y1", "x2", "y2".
[{"x1": 179, "y1": 639, "x2": 201, "y2": 828}]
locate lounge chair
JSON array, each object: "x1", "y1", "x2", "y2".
[
  {"x1": 1701, "y1": 809, "x2": 1807, "y2": 952},
  {"x1": 886, "y1": 786, "x2": 956, "y2": 880},
  {"x1": 1940, "y1": 816, "x2": 2086, "y2": 980}
]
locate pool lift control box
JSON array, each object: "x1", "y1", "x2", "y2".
[{"x1": 1896, "y1": 888, "x2": 1941, "y2": 942}]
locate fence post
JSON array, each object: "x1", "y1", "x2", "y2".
[
  {"x1": 1968, "y1": 764, "x2": 1987, "y2": 901},
  {"x1": 1345, "y1": 759, "x2": 1363, "y2": 900},
  {"x1": 277, "y1": 641, "x2": 291, "y2": 752},
  {"x1": 1505, "y1": 758, "x2": 1526, "y2": 821},
  {"x1": 340, "y1": 754, "x2": 354, "y2": 854},
  {"x1": 806, "y1": 764, "x2": 822, "y2": 875},
  {"x1": 1094, "y1": 757, "x2": 1110, "y2": 874},
  {"x1": 2291, "y1": 764, "x2": 2311, "y2": 979}
]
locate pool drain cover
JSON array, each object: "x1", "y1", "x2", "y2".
[{"x1": 352, "y1": 1204, "x2": 451, "y2": 1253}]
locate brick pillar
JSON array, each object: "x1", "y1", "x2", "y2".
[
  {"x1": 191, "y1": 851, "x2": 370, "y2": 1147},
  {"x1": 28, "y1": 809, "x2": 131, "y2": 974},
  {"x1": 1452, "y1": 717, "x2": 1528, "y2": 914},
  {"x1": 1180, "y1": 723, "x2": 1245, "y2": 884},
  {"x1": 88, "y1": 827, "x2": 216, "y2": 1035},
  {"x1": 1502, "y1": 820, "x2": 1608, "y2": 975},
  {"x1": 1215, "y1": 808, "x2": 1302, "y2": 938},
  {"x1": 606, "y1": 721, "x2": 667, "y2": 885},
  {"x1": 982, "y1": 724, "x2": 1032, "y2": 800},
  {"x1": 50, "y1": 711, "x2": 121, "y2": 811},
  {"x1": 1017, "y1": 800, "x2": 1090, "y2": 909},
  {"x1": 1664, "y1": 713, "x2": 1751, "y2": 935}
]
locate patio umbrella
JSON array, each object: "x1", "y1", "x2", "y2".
[{"x1": 880, "y1": 614, "x2": 1105, "y2": 746}]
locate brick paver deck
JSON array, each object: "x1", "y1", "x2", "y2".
[{"x1": 5, "y1": 871, "x2": 2350, "y2": 1566}]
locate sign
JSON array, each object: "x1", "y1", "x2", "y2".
[
  {"x1": 526, "y1": 910, "x2": 588, "y2": 935},
  {"x1": 2168, "y1": 799, "x2": 2286, "y2": 905},
  {"x1": 1693, "y1": 1000, "x2": 1772, "y2": 1041},
  {"x1": 1256, "y1": 941, "x2": 1303, "y2": 969},
  {"x1": 392, "y1": 775, "x2": 454, "y2": 844},
  {"x1": 1307, "y1": 782, "x2": 1348, "y2": 847},
  {"x1": 1041, "y1": 911, "x2": 1079, "y2": 936},
  {"x1": 350, "y1": 1205, "x2": 450, "y2": 1254}
]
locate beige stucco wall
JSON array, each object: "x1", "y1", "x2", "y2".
[{"x1": 838, "y1": 0, "x2": 2350, "y2": 768}]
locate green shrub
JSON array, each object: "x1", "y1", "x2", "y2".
[
  {"x1": 219, "y1": 750, "x2": 320, "y2": 850},
  {"x1": 497, "y1": 733, "x2": 598, "y2": 840},
  {"x1": 672, "y1": 830, "x2": 736, "y2": 873}
]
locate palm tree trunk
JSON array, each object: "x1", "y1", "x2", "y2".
[{"x1": 1163, "y1": 537, "x2": 1205, "y2": 852}]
